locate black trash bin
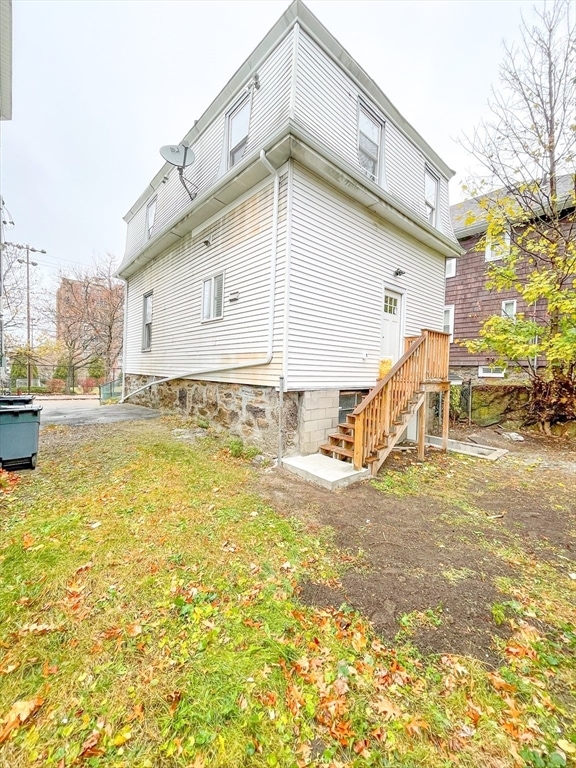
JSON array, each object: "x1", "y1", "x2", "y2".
[{"x1": 0, "y1": 404, "x2": 42, "y2": 470}]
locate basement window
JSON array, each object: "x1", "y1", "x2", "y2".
[
  {"x1": 202, "y1": 273, "x2": 224, "y2": 321},
  {"x1": 478, "y1": 365, "x2": 506, "y2": 378}
]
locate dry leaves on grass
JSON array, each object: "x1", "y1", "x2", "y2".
[{"x1": 0, "y1": 696, "x2": 44, "y2": 743}]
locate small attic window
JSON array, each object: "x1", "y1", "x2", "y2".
[
  {"x1": 227, "y1": 96, "x2": 251, "y2": 169},
  {"x1": 146, "y1": 197, "x2": 157, "y2": 240}
]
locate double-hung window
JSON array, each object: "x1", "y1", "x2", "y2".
[
  {"x1": 227, "y1": 96, "x2": 251, "y2": 169},
  {"x1": 142, "y1": 292, "x2": 153, "y2": 351},
  {"x1": 202, "y1": 273, "x2": 224, "y2": 321},
  {"x1": 445, "y1": 258, "x2": 456, "y2": 278},
  {"x1": 485, "y1": 230, "x2": 510, "y2": 262},
  {"x1": 501, "y1": 299, "x2": 517, "y2": 319},
  {"x1": 358, "y1": 104, "x2": 382, "y2": 183},
  {"x1": 443, "y1": 305, "x2": 454, "y2": 342},
  {"x1": 424, "y1": 169, "x2": 439, "y2": 226},
  {"x1": 145, "y1": 197, "x2": 157, "y2": 240}
]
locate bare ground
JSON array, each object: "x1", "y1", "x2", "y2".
[{"x1": 255, "y1": 427, "x2": 576, "y2": 667}]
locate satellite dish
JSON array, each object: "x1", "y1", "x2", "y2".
[{"x1": 160, "y1": 143, "x2": 195, "y2": 167}]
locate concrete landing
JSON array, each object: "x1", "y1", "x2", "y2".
[
  {"x1": 282, "y1": 454, "x2": 370, "y2": 490},
  {"x1": 425, "y1": 435, "x2": 508, "y2": 460}
]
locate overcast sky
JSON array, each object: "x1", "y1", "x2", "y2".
[{"x1": 2, "y1": 0, "x2": 542, "y2": 282}]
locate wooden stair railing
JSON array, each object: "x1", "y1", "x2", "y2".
[{"x1": 319, "y1": 330, "x2": 450, "y2": 476}]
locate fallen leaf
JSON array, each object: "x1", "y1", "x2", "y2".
[
  {"x1": 0, "y1": 696, "x2": 44, "y2": 743},
  {"x1": 112, "y1": 728, "x2": 132, "y2": 747},
  {"x1": 22, "y1": 533, "x2": 35, "y2": 550},
  {"x1": 42, "y1": 662, "x2": 59, "y2": 677},
  {"x1": 75, "y1": 561, "x2": 93, "y2": 574},
  {"x1": 487, "y1": 672, "x2": 516, "y2": 693},
  {"x1": 126, "y1": 623, "x2": 142, "y2": 637},
  {"x1": 79, "y1": 729, "x2": 104, "y2": 758},
  {"x1": 18, "y1": 623, "x2": 63, "y2": 636},
  {"x1": 557, "y1": 739, "x2": 576, "y2": 754},
  {"x1": 373, "y1": 696, "x2": 401, "y2": 720}
]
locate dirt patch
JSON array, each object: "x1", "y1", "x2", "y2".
[{"x1": 255, "y1": 429, "x2": 575, "y2": 666}]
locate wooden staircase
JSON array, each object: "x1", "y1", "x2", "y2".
[{"x1": 319, "y1": 329, "x2": 450, "y2": 476}]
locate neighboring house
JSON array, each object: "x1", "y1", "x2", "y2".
[
  {"x1": 0, "y1": 0, "x2": 12, "y2": 122},
  {"x1": 118, "y1": 0, "x2": 460, "y2": 470},
  {"x1": 446, "y1": 175, "x2": 575, "y2": 382}
]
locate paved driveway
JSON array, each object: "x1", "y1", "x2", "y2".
[{"x1": 38, "y1": 398, "x2": 161, "y2": 427}]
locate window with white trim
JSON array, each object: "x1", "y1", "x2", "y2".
[
  {"x1": 146, "y1": 197, "x2": 157, "y2": 240},
  {"x1": 501, "y1": 299, "x2": 517, "y2": 319},
  {"x1": 142, "y1": 292, "x2": 153, "y2": 351},
  {"x1": 478, "y1": 365, "x2": 506, "y2": 378},
  {"x1": 357, "y1": 104, "x2": 383, "y2": 183},
  {"x1": 485, "y1": 230, "x2": 510, "y2": 262},
  {"x1": 424, "y1": 169, "x2": 439, "y2": 226},
  {"x1": 227, "y1": 96, "x2": 251, "y2": 169},
  {"x1": 202, "y1": 273, "x2": 224, "y2": 321},
  {"x1": 445, "y1": 258, "x2": 456, "y2": 278},
  {"x1": 443, "y1": 305, "x2": 454, "y2": 342}
]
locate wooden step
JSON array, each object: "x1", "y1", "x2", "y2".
[
  {"x1": 328, "y1": 432, "x2": 354, "y2": 443},
  {"x1": 337, "y1": 422, "x2": 355, "y2": 431},
  {"x1": 319, "y1": 444, "x2": 354, "y2": 459}
]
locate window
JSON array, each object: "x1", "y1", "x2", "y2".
[
  {"x1": 485, "y1": 230, "x2": 510, "y2": 262},
  {"x1": 202, "y1": 273, "x2": 224, "y2": 321},
  {"x1": 445, "y1": 258, "x2": 456, "y2": 278},
  {"x1": 142, "y1": 292, "x2": 152, "y2": 351},
  {"x1": 383, "y1": 293, "x2": 398, "y2": 315},
  {"x1": 501, "y1": 299, "x2": 517, "y2": 319},
  {"x1": 443, "y1": 305, "x2": 454, "y2": 342},
  {"x1": 424, "y1": 169, "x2": 439, "y2": 226},
  {"x1": 478, "y1": 365, "x2": 506, "y2": 378},
  {"x1": 146, "y1": 197, "x2": 157, "y2": 240},
  {"x1": 227, "y1": 96, "x2": 251, "y2": 168},
  {"x1": 358, "y1": 104, "x2": 382, "y2": 182}
]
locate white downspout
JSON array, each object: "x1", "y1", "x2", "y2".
[{"x1": 121, "y1": 150, "x2": 280, "y2": 403}]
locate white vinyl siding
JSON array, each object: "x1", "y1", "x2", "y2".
[
  {"x1": 125, "y1": 178, "x2": 287, "y2": 387},
  {"x1": 287, "y1": 165, "x2": 446, "y2": 390},
  {"x1": 123, "y1": 29, "x2": 294, "y2": 263},
  {"x1": 292, "y1": 30, "x2": 451, "y2": 228}
]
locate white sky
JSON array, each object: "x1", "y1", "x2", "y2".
[{"x1": 2, "y1": 0, "x2": 542, "y2": 281}]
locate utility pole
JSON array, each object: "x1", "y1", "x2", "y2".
[{"x1": 7, "y1": 242, "x2": 46, "y2": 392}]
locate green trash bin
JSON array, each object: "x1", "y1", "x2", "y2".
[
  {"x1": 0, "y1": 404, "x2": 42, "y2": 470},
  {"x1": 0, "y1": 395, "x2": 35, "y2": 407}
]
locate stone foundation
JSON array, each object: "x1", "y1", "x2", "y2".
[{"x1": 124, "y1": 374, "x2": 306, "y2": 455}]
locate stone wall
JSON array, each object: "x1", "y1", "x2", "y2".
[{"x1": 124, "y1": 375, "x2": 300, "y2": 455}]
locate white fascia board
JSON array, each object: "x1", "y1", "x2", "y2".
[
  {"x1": 118, "y1": 121, "x2": 461, "y2": 279},
  {"x1": 124, "y1": 0, "x2": 455, "y2": 223}
]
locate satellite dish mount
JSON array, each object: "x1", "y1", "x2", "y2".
[{"x1": 159, "y1": 142, "x2": 198, "y2": 202}]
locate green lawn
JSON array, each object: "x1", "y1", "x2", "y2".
[{"x1": 0, "y1": 419, "x2": 574, "y2": 767}]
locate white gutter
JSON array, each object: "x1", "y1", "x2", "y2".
[{"x1": 121, "y1": 150, "x2": 280, "y2": 403}]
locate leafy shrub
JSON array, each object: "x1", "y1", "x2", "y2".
[
  {"x1": 79, "y1": 377, "x2": 98, "y2": 394},
  {"x1": 47, "y1": 379, "x2": 66, "y2": 394}
]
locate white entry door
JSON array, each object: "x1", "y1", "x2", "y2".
[{"x1": 381, "y1": 287, "x2": 404, "y2": 362}]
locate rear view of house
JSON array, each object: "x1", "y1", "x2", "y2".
[{"x1": 118, "y1": 0, "x2": 461, "y2": 469}]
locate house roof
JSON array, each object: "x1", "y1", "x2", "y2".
[
  {"x1": 123, "y1": 0, "x2": 455, "y2": 223},
  {"x1": 0, "y1": 0, "x2": 12, "y2": 121},
  {"x1": 451, "y1": 173, "x2": 576, "y2": 239}
]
